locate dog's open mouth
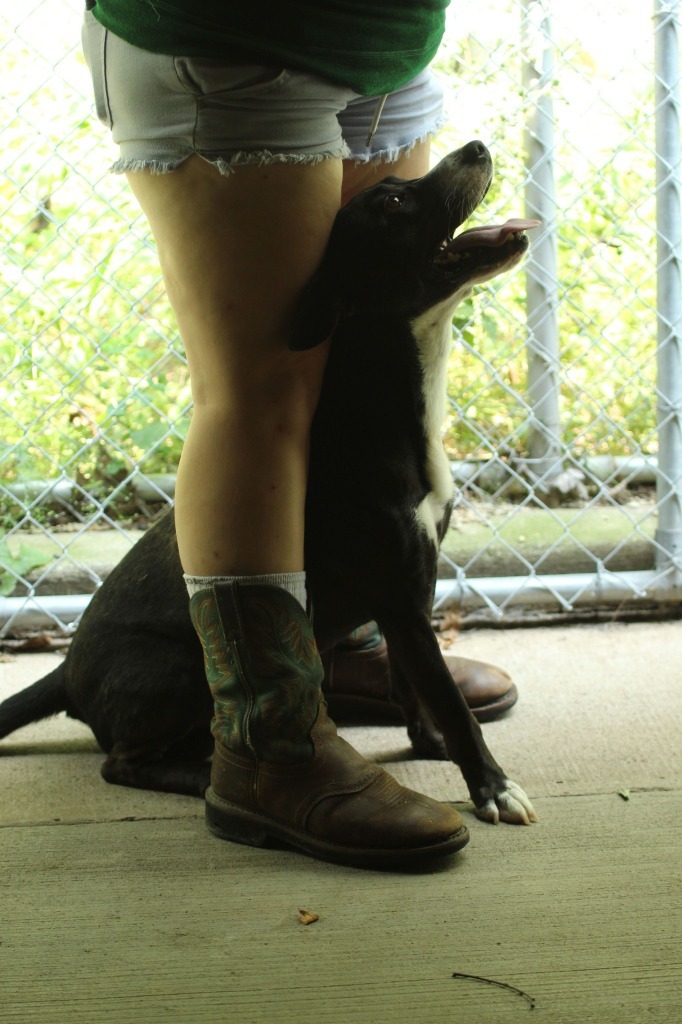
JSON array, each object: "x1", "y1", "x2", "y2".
[{"x1": 435, "y1": 218, "x2": 541, "y2": 270}]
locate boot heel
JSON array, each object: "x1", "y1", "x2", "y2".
[{"x1": 205, "y1": 793, "x2": 270, "y2": 848}]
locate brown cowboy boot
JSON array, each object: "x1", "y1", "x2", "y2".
[
  {"x1": 322, "y1": 622, "x2": 518, "y2": 724},
  {"x1": 189, "y1": 582, "x2": 469, "y2": 869}
]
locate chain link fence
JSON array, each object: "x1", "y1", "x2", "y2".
[{"x1": 1, "y1": 0, "x2": 681, "y2": 635}]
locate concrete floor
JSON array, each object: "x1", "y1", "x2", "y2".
[{"x1": 1, "y1": 620, "x2": 681, "y2": 1023}]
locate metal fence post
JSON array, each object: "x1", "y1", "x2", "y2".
[
  {"x1": 521, "y1": 0, "x2": 565, "y2": 501},
  {"x1": 654, "y1": 0, "x2": 682, "y2": 590}
]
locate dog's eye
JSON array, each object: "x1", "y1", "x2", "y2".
[{"x1": 384, "y1": 194, "x2": 405, "y2": 212}]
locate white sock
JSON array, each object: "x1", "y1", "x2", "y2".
[{"x1": 184, "y1": 571, "x2": 307, "y2": 611}]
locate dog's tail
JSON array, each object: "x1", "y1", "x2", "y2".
[{"x1": 0, "y1": 664, "x2": 69, "y2": 740}]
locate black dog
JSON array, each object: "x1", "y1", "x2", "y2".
[{"x1": 1, "y1": 142, "x2": 537, "y2": 826}]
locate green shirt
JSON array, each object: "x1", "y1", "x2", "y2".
[{"x1": 91, "y1": 0, "x2": 450, "y2": 96}]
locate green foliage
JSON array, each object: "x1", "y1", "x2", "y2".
[
  {"x1": 432, "y1": 6, "x2": 657, "y2": 463},
  {"x1": 0, "y1": 28, "x2": 191, "y2": 518},
  {"x1": 0, "y1": 535, "x2": 50, "y2": 596}
]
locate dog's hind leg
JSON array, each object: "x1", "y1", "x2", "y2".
[
  {"x1": 101, "y1": 734, "x2": 211, "y2": 797},
  {"x1": 381, "y1": 615, "x2": 537, "y2": 825}
]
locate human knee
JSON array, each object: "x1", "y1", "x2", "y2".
[{"x1": 191, "y1": 343, "x2": 329, "y2": 432}]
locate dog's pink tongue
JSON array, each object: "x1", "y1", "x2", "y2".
[{"x1": 449, "y1": 218, "x2": 541, "y2": 253}]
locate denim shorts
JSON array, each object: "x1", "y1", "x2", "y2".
[{"x1": 81, "y1": 10, "x2": 445, "y2": 175}]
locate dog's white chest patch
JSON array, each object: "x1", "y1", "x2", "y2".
[{"x1": 410, "y1": 300, "x2": 459, "y2": 544}]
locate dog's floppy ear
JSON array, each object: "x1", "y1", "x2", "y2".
[{"x1": 288, "y1": 267, "x2": 342, "y2": 350}]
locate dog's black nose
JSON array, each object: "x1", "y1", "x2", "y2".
[{"x1": 461, "y1": 140, "x2": 490, "y2": 165}]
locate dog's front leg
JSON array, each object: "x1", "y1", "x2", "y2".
[{"x1": 382, "y1": 616, "x2": 537, "y2": 825}]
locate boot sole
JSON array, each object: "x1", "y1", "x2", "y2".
[{"x1": 204, "y1": 788, "x2": 470, "y2": 870}]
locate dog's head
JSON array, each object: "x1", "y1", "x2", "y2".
[{"x1": 290, "y1": 140, "x2": 539, "y2": 350}]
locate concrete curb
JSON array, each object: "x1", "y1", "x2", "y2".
[{"x1": 3, "y1": 502, "x2": 657, "y2": 599}]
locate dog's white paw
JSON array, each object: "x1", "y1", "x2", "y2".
[{"x1": 475, "y1": 779, "x2": 538, "y2": 826}]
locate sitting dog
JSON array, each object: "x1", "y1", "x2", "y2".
[{"x1": 0, "y1": 141, "x2": 538, "y2": 826}]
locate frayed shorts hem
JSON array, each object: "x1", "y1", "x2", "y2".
[
  {"x1": 111, "y1": 146, "x2": 352, "y2": 176},
  {"x1": 110, "y1": 125, "x2": 444, "y2": 175}
]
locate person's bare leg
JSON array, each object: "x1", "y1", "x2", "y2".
[{"x1": 126, "y1": 155, "x2": 342, "y2": 575}]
